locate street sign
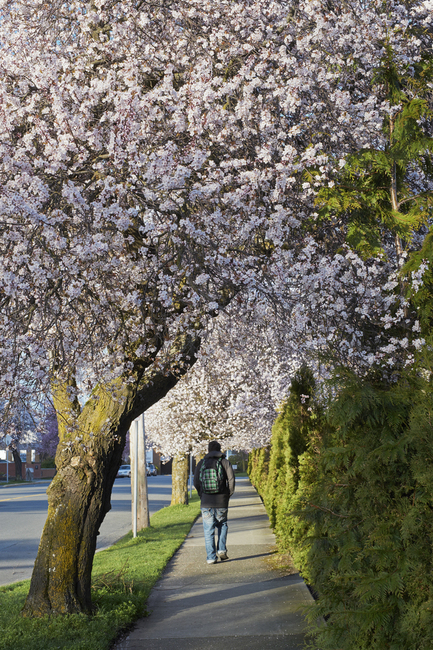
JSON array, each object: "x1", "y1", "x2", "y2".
[{"x1": 4, "y1": 435, "x2": 12, "y2": 446}]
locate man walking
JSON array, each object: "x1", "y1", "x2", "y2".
[{"x1": 194, "y1": 441, "x2": 235, "y2": 564}]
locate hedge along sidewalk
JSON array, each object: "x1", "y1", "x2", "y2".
[{"x1": 0, "y1": 493, "x2": 201, "y2": 650}]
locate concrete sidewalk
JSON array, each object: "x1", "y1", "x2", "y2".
[{"x1": 115, "y1": 478, "x2": 313, "y2": 650}]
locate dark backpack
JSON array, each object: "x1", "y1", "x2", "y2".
[{"x1": 199, "y1": 457, "x2": 227, "y2": 494}]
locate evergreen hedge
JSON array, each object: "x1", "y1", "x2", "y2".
[{"x1": 249, "y1": 365, "x2": 433, "y2": 649}]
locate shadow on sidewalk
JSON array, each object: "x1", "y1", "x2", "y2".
[{"x1": 222, "y1": 552, "x2": 270, "y2": 562}]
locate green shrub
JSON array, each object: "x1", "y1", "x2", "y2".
[
  {"x1": 40, "y1": 458, "x2": 56, "y2": 468},
  {"x1": 248, "y1": 366, "x2": 324, "y2": 574},
  {"x1": 300, "y1": 370, "x2": 433, "y2": 649},
  {"x1": 248, "y1": 446, "x2": 270, "y2": 494},
  {"x1": 251, "y1": 362, "x2": 433, "y2": 649}
]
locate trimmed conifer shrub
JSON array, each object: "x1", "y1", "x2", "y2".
[
  {"x1": 250, "y1": 363, "x2": 433, "y2": 649},
  {"x1": 249, "y1": 365, "x2": 324, "y2": 575},
  {"x1": 248, "y1": 446, "x2": 270, "y2": 495},
  {"x1": 302, "y1": 369, "x2": 433, "y2": 649}
]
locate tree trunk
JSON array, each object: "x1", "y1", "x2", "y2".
[
  {"x1": 171, "y1": 453, "x2": 189, "y2": 505},
  {"x1": 22, "y1": 379, "x2": 134, "y2": 617},
  {"x1": 11, "y1": 445, "x2": 22, "y2": 480},
  {"x1": 23, "y1": 334, "x2": 201, "y2": 617}
]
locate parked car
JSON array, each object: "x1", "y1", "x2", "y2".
[
  {"x1": 146, "y1": 463, "x2": 157, "y2": 476},
  {"x1": 117, "y1": 464, "x2": 131, "y2": 478}
]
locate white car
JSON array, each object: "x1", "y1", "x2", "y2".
[
  {"x1": 146, "y1": 463, "x2": 157, "y2": 476},
  {"x1": 116, "y1": 464, "x2": 131, "y2": 478}
]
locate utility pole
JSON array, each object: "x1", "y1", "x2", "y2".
[
  {"x1": 130, "y1": 413, "x2": 150, "y2": 537},
  {"x1": 189, "y1": 451, "x2": 193, "y2": 498}
]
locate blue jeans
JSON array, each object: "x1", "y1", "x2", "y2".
[{"x1": 201, "y1": 508, "x2": 228, "y2": 561}]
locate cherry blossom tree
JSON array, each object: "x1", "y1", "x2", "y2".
[
  {"x1": 146, "y1": 300, "x2": 303, "y2": 504},
  {"x1": 0, "y1": 0, "x2": 430, "y2": 617},
  {"x1": 1, "y1": 0, "x2": 308, "y2": 615}
]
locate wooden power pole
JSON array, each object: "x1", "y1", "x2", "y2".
[{"x1": 131, "y1": 413, "x2": 150, "y2": 536}]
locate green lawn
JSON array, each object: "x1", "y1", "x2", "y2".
[{"x1": 0, "y1": 494, "x2": 201, "y2": 650}]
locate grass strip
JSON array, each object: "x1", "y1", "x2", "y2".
[
  {"x1": 0, "y1": 476, "x2": 54, "y2": 488},
  {"x1": 0, "y1": 480, "x2": 29, "y2": 488},
  {"x1": 0, "y1": 493, "x2": 201, "y2": 650},
  {"x1": 0, "y1": 479, "x2": 52, "y2": 488}
]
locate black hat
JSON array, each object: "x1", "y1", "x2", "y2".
[{"x1": 208, "y1": 440, "x2": 221, "y2": 452}]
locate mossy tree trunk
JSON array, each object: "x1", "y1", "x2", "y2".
[
  {"x1": 171, "y1": 453, "x2": 189, "y2": 505},
  {"x1": 23, "y1": 335, "x2": 200, "y2": 617}
]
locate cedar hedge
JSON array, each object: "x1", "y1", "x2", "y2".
[{"x1": 249, "y1": 364, "x2": 433, "y2": 649}]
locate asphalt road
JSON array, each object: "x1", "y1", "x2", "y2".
[{"x1": 0, "y1": 474, "x2": 174, "y2": 587}]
